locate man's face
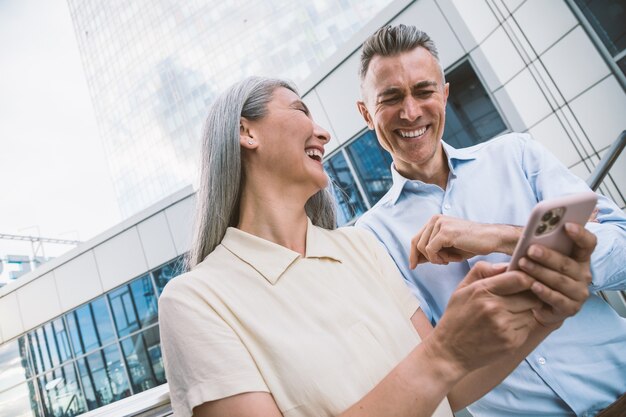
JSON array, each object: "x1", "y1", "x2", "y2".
[{"x1": 358, "y1": 47, "x2": 449, "y2": 179}]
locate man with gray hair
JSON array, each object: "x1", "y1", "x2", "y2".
[{"x1": 355, "y1": 24, "x2": 626, "y2": 416}]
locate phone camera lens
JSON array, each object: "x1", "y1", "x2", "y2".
[
  {"x1": 541, "y1": 212, "x2": 553, "y2": 222},
  {"x1": 536, "y1": 224, "x2": 547, "y2": 235},
  {"x1": 549, "y1": 215, "x2": 561, "y2": 226}
]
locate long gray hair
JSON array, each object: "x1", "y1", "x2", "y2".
[{"x1": 187, "y1": 76, "x2": 337, "y2": 269}]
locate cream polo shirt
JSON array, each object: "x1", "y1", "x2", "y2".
[{"x1": 159, "y1": 220, "x2": 453, "y2": 417}]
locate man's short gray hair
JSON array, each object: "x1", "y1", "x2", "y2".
[{"x1": 359, "y1": 24, "x2": 444, "y2": 83}]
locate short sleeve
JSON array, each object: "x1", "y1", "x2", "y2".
[
  {"x1": 357, "y1": 228, "x2": 421, "y2": 319},
  {"x1": 158, "y1": 277, "x2": 269, "y2": 417}
]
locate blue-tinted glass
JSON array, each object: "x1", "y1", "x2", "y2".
[
  {"x1": 153, "y1": 257, "x2": 185, "y2": 294},
  {"x1": 43, "y1": 323, "x2": 60, "y2": 369},
  {"x1": 0, "y1": 380, "x2": 42, "y2": 417},
  {"x1": 84, "y1": 346, "x2": 131, "y2": 406},
  {"x1": 120, "y1": 326, "x2": 165, "y2": 393},
  {"x1": 65, "y1": 313, "x2": 83, "y2": 356},
  {"x1": 38, "y1": 362, "x2": 87, "y2": 417},
  {"x1": 574, "y1": 0, "x2": 626, "y2": 57},
  {"x1": 324, "y1": 152, "x2": 367, "y2": 226},
  {"x1": 76, "y1": 358, "x2": 98, "y2": 410},
  {"x1": 0, "y1": 337, "x2": 31, "y2": 391},
  {"x1": 35, "y1": 328, "x2": 52, "y2": 372},
  {"x1": 28, "y1": 332, "x2": 43, "y2": 375},
  {"x1": 52, "y1": 319, "x2": 72, "y2": 364},
  {"x1": 346, "y1": 130, "x2": 394, "y2": 205},
  {"x1": 66, "y1": 296, "x2": 115, "y2": 356},
  {"x1": 443, "y1": 60, "x2": 507, "y2": 148},
  {"x1": 109, "y1": 275, "x2": 157, "y2": 337},
  {"x1": 91, "y1": 297, "x2": 115, "y2": 346}
]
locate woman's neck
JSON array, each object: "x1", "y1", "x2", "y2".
[{"x1": 237, "y1": 184, "x2": 310, "y2": 256}]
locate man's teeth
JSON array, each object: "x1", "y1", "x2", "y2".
[
  {"x1": 306, "y1": 148, "x2": 323, "y2": 161},
  {"x1": 399, "y1": 126, "x2": 427, "y2": 138}
]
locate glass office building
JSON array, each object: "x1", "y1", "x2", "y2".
[{"x1": 67, "y1": 0, "x2": 393, "y2": 218}]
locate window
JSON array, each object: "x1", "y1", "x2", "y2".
[
  {"x1": 108, "y1": 275, "x2": 158, "y2": 337},
  {"x1": 443, "y1": 60, "x2": 507, "y2": 148},
  {"x1": 345, "y1": 130, "x2": 394, "y2": 206},
  {"x1": 324, "y1": 151, "x2": 367, "y2": 225},
  {"x1": 38, "y1": 362, "x2": 87, "y2": 416},
  {"x1": 0, "y1": 338, "x2": 31, "y2": 392},
  {"x1": 76, "y1": 345, "x2": 130, "y2": 408},
  {"x1": 572, "y1": 0, "x2": 626, "y2": 77},
  {"x1": 153, "y1": 257, "x2": 185, "y2": 294},
  {"x1": 0, "y1": 381, "x2": 42, "y2": 417},
  {"x1": 66, "y1": 296, "x2": 115, "y2": 356},
  {"x1": 120, "y1": 326, "x2": 165, "y2": 394}
]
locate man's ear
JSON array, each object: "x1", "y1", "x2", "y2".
[
  {"x1": 239, "y1": 117, "x2": 258, "y2": 149},
  {"x1": 357, "y1": 101, "x2": 375, "y2": 130}
]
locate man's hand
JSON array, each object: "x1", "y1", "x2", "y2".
[
  {"x1": 409, "y1": 215, "x2": 522, "y2": 268},
  {"x1": 518, "y1": 222, "x2": 597, "y2": 326}
]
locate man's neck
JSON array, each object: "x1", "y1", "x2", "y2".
[{"x1": 397, "y1": 145, "x2": 450, "y2": 189}]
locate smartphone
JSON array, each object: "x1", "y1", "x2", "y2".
[{"x1": 507, "y1": 192, "x2": 598, "y2": 271}]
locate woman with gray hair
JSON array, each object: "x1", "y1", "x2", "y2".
[{"x1": 158, "y1": 76, "x2": 590, "y2": 417}]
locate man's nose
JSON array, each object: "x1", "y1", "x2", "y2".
[{"x1": 400, "y1": 97, "x2": 422, "y2": 122}]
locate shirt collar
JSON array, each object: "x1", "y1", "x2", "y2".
[
  {"x1": 387, "y1": 141, "x2": 477, "y2": 205},
  {"x1": 220, "y1": 218, "x2": 342, "y2": 285}
]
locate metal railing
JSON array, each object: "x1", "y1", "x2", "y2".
[
  {"x1": 586, "y1": 130, "x2": 626, "y2": 191},
  {"x1": 587, "y1": 131, "x2": 626, "y2": 319}
]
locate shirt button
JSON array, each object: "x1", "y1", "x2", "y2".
[
  {"x1": 443, "y1": 203, "x2": 451, "y2": 210},
  {"x1": 538, "y1": 357, "x2": 546, "y2": 365}
]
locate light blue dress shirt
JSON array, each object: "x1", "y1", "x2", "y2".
[{"x1": 356, "y1": 133, "x2": 626, "y2": 417}]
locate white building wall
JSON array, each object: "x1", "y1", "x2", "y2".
[{"x1": 0, "y1": 187, "x2": 195, "y2": 343}]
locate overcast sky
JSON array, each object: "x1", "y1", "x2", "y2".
[{"x1": 0, "y1": 0, "x2": 120, "y2": 283}]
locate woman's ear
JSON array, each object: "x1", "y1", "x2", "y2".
[{"x1": 239, "y1": 117, "x2": 258, "y2": 149}]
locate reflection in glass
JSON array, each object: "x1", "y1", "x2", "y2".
[
  {"x1": 573, "y1": 0, "x2": 626, "y2": 57},
  {"x1": 0, "y1": 337, "x2": 31, "y2": 392},
  {"x1": 52, "y1": 319, "x2": 71, "y2": 364},
  {"x1": 78, "y1": 346, "x2": 130, "y2": 408},
  {"x1": 38, "y1": 363, "x2": 87, "y2": 417},
  {"x1": 153, "y1": 257, "x2": 185, "y2": 294},
  {"x1": 346, "y1": 130, "x2": 394, "y2": 205},
  {"x1": 443, "y1": 60, "x2": 507, "y2": 149},
  {"x1": 108, "y1": 275, "x2": 158, "y2": 337},
  {"x1": 120, "y1": 326, "x2": 166, "y2": 393},
  {"x1": 65, "y1": 296, "x2": 115, "y2": 356},
  {"x1": 0, "y1": 380, "x2": 42, "y2": 417},
  {"x1": 324, "y1": 152, "x2": 367, "y2": 226}
]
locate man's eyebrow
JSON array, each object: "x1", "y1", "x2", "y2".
[
  {"x1": 413, "y1": 80, "x2": 438, "y2": 89},
  {"x1": 377, "y1": 87, "x2": 403, "y2": 98}
]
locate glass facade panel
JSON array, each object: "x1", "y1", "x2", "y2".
[
  {"x1": 120, "y1": 326, "x2": 165, "y2": 394},
  {"x1": 108, "y1": 275, "x2": 158, "y2": 337},
  {"x1": 0, "y1": 337, "x2": 31, "y2": 392},
  {"x1": 346, "y1": 130, "x2": 394, "y2": 205},
  {"x1": 153, "y1": 257, "x2": 185, "y2": 294},
  {"x1": 66, "y1": 0, "x2": 392, "y2": 218},
  {"x1": 0, "y1": 380, "x2": 42, "y2": 417},
  {"x1": 443, "y1": 60, "x2": 507, "y2": 148},
  {"x1": 324, "y1": 152, "x2": 367, "y2": 226},
  {"x1": 51, "y1": 319, "x2": 71, "y2": 365},
  {"x1": 38, "y1": 363, "x2": 87, "y2": 417},
  {"x1": 66, "y1": 296, "x2": 115, "y2": 356},
  {"x1": 79, "y1": 345, "x2": 130, "y2": 408}
]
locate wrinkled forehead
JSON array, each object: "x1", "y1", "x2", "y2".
[{"x1": 361, "y1": 47, "x2": 443, "y2": 98}]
